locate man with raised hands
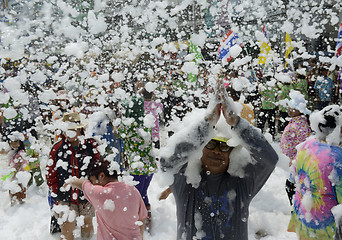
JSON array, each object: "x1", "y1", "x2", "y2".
[{"x1": 160, "y1": 81, "x2": 278, "y2": 240}]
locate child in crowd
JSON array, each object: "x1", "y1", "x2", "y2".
[
  {"x1": 279, "y1": 90, "x2": 311, "y2": 205},
  {"x1": 6, "y1": 132, "x2": 30, "y2": 206},
  {"x1": 65, "y1": 160, "x2": 147, "y2": 240}
]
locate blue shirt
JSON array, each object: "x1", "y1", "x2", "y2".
[{"x1": 314, "y1": 76, "x2": 334, "y2": 101}]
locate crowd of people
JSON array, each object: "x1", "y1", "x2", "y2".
[{"x1": 0, "y1": 56, "x2": 342, "y2": 240}]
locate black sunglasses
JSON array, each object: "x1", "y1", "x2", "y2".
[{"x1": 205, "y1": 140, "x2": 232, "y2": 152}]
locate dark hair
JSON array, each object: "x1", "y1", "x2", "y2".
[
  {"x1": 226, "y1": 86, "x2": 240, "y2": 101},
  {"x1": 10, "y1": 140, "x2": 26, "y2": 155},
  {"x1": 87, "y1": 160, "x2": 118, "y2": 180},
  {"x1": 318, "y1": 114, "x2": 337, "y2": 135},
  {"x1": 141, "y1": 88, "x2": 153, "y2": 100}
]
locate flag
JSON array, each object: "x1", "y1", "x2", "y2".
[
  {"x1": 189, "y1": 40, "x2": 204, "y2": 65},
  {"x1": 263, "y1": 25, "x2": 268, "y2": 39},
  {"x1": 336, "y1": 22, "x2": 342, "y2": 57},
  {"x1": 188, "y1": 40, "x2": 204, "y2": 83},
  {"x1": 285, "y1": 32, "x2": 294, "y2": 68},
  {"x1": 258, "y1": 25, "x2": 272, "y2": 64},
  {"x1": 218, "y1": 29, "x2": 240, "y2": 62}
]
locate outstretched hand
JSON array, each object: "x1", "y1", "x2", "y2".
[{"x1": 62, "y1": 177, "x2": 85, "y2": 191}]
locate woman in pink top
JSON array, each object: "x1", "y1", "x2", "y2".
[
  {"x1": 66, "y1": 160, "x2": 147, "y2": 240},
  {"x1": 279, "y1": 90, "x2": 311, "y2": 206}
]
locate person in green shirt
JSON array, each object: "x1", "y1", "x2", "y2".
[
  {"x1": 117, "y1": 81, "x2": 155, "y2": 231},
  {"x1": 257, "y1": 76, "x2": 278, "y2": 137},
  {"x1": 277, "y1": 80, "x2": 294, "y2": 133}
]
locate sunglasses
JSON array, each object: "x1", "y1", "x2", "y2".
[{"x1": 205, "y1": 140, "x2": 232, "y2": 152}]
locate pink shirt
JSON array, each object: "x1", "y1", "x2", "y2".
[
  {"x1": 8, "y1": 150, "x2": 29, "y2": 171},
  {"x1": 144, "y1": 100, "x2": 163, "y2": 142},
  {"x1": 82, "y1": 180, "x2": 147, "y2": 240},
  {"x1": 280, "y1": 115, "x2": 311, "y2": 161}
]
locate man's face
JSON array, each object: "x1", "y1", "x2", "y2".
[
  {"x1": 64, "y1": 128, "x2": 81, "y2": 143},
  {"x1": 201, "y1": 140, "x2": 232, "y2": 174}
]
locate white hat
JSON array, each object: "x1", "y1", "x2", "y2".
[{"x1": 283, "y1": 90, "x2": 311, "y2": 115}]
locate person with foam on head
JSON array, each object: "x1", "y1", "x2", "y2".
[
  {"x1": 279, "y1": 90, "x2": 311, "y2": 206},
  {"x1": 160, "y1": 80, "x2": 278, "y2": 240},
  {"x1": 280, "y1": 90, "x2": 311, "y2": 162},
  {"x1": 46, "y1": 112, "x2": 100, "y2": 240},
  {"x1": 4, "y1": 131, "x2": 30, "y2": 206},
  {"x1": 287, "y1": 105, "x2": 342, "y2": 239}
]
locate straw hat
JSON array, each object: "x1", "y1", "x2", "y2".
[{"x1": 62, "y1": 112, "x2": 88, "y2": 130}]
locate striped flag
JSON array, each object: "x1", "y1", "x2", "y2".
[
  {"x1": 336, "y1": 22, "x2": 342, "y2": 57},
  {"x1": 218, "y1": 29, "x2": 240, "y2": 62}
]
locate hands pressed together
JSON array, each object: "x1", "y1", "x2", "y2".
[{"x1": 206, "y1": 79, "x2": 240, "y2": 127}]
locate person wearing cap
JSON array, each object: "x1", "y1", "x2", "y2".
[
  {"x1": 279, "y1": 90, "x2": 311, "y2": 205},
  {"x1": 46, "y1": 112, "x2": 100, "y2": 240},
  {"x1": 287, "y1": 105, "x2": 342, "y2": 239},
  {"x1": 160, "y1": 86, "x2": 278, "y2": 240}
]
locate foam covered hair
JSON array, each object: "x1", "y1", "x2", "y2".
[{"x1": 310, "y1": 105, "x2": 342, "y2": 145}]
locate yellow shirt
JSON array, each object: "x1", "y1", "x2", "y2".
[{"x1": 239, "y1": 103, "x2": 255, "y2": 125}]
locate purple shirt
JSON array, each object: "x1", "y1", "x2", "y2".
[{"x1": 280, "y1": 115, "x2": 311, "y2": 161}]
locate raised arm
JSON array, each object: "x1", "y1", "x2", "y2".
[
  {"x1": 220, "y1": 82, "x2": 278, "y2": 196},
  {"x1": 233, "y1": 118, "x2": 278, "y2": 196},
  {"x1": 159, "y1": 115, "x2": 213, "y2": 172},
  {"x1": 160, "y1": 102, "x2": 221, "y2": 172}
]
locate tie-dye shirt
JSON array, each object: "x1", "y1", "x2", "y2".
[
  {"x1": 280, "y1": 115, "x2": 311, "y2": 161},
  {"x1": 288, "y1": 138, "x2": 342, "y2": 239}
]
